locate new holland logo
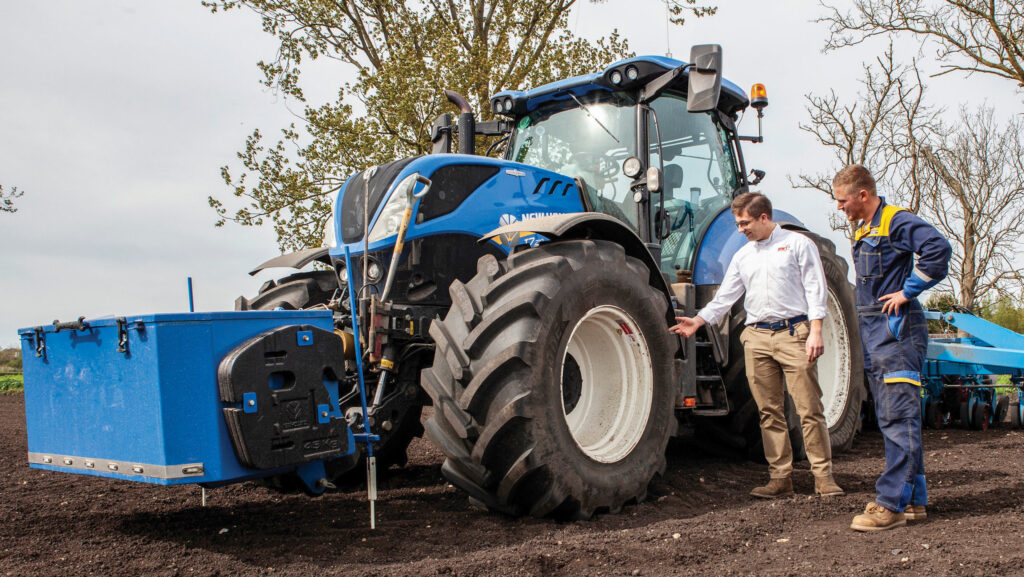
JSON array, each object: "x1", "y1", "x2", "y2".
[
  {"x1": 494, "y1": 213, "x2": 557, "y2": 248},
  {"x1": 499, "y1": 214, "x2": 519, "y2": 245}
]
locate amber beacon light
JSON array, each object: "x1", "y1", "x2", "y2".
[
  {"x1": 750, "y1": 83, "x2": 768, "y2": 111},
  {"x1": 741, "y1": 83, "x2": 769, "y2": 145}
]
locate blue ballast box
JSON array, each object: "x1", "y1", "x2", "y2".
[{"x1": 18, "y1": 310, "x2": 345, "y2": 486}]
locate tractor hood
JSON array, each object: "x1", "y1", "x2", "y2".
[{"x1": 328, "y1": 154, "x2": 586, "y2": 258}]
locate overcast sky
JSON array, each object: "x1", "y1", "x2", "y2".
[{"x1": 1, "y1": 1, "x2": 1018, "y2": 346}]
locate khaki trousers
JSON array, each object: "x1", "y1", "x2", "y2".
[{"x1": 740, "y1": 321, "x2": 832, "y2": 479}]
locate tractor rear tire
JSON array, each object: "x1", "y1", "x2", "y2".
[
  {"x1": 698, "y1": 230, "x2": 865, "y2": 458},
  {"x1": 421, "y1": 240, "x2": 676, "y2": 519},
  {"x1": 239, "y1": 269, "x2": 425, "y2": 487}
]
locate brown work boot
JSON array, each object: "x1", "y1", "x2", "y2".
[
  {"x1": 814, "y1": 474, "x2": 845, "y2": 497},
  {"x1": 904, "y1": 504, "x2": 927, "y2": 521},
  {"x1": 850, "y1": 502, "x2": 906, "y2": 532},
  {"x1": 750, "y1": 477, "x2": 794, "y2": 499}
]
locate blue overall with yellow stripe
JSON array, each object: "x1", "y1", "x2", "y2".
[{"x1": 853, "y1": 198, "x2": 951, "y2": 513}]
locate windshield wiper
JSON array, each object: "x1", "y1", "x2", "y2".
[{"x1": 567, "y1": 92, "x2": 620, "y2": 144}]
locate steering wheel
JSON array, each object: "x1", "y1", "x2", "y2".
[{"x1": 574, "y1": 151, "x2": 620, "y2": 180}]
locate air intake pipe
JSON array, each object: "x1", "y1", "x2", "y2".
[{"x1": 444, "y1": 90, "x2": 475, "y2": 155}]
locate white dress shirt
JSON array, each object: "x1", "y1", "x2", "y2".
[{"x1": 697, "y1": 225, "x2": 828, "y2": 326}]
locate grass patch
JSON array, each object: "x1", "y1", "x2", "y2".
[
  {"x1": 0, "y1": 374, "x2": 23, "y2": 394},
  {"x1": 994, "y1": 375, "x2": 1021, "y2": 396}
]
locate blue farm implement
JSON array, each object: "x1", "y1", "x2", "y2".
[
  {"x1": 21, "y1": 46, "x2": 868, "y2": 521},
  {"x1": 920, "y1": 311, "x2": 1024, "y2": 430},
  {"x1": 18, "y1": 311, "x2": 365, "y2": 492}
]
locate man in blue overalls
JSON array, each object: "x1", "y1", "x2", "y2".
[{"x1": 833, "y1": 165, "x2": 952, "y2": 532}]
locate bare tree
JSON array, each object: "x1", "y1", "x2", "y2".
[
  {"x1": 791, "y1": 46, "x2": 942, "y2": 235},
  {"x1": 820, "y1": 0, "x2": 1024, "y2": 92},
  {"x1": 919, "y1": 107, "x2": 1024, "y2": 308},
  {"x1": 797, "y1": 51, "x2": 1024, "y2": 308},
  {"x1": 806, "y1": 2, "x2": 1024, "y2": 310},
  {"x1": 1, "y1": 184, "x2": 22, "y2": 214}
]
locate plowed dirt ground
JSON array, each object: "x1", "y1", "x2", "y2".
[{"x1": 2, "y1": 393, "x2": 1023, "y2": 576}]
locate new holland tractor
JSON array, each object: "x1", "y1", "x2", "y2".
[{"x1": 236, "y1": 46, "x2": 865, "y2": 519}]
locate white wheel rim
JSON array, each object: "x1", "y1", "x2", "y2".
[
  {"x1": 819, "y1": 289, "x2": 853, "y2": 429},
  {"x1": 560, "y1": 305, "x2": 654, "y2": 463}
]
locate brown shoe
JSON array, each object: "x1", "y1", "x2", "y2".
[
  {"x1": 750, "y1": 477, "x2": 794, "y2": 499},
  {"x1": 814, "y1": 474, "x2": 845, "y2": 497},
  {"x1": 904, "y1": 504, "x2": 927, "y2": 521},
  {"x1": 850, "y1": 502, "x2": 906, "y2": 532}
]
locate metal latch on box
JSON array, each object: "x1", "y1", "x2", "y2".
[
  {"x1": 115, "y1": 317, "x2": 146, "y2": 355},
  {"x1": 32, "y1": 327, "x2": 46, "y2": 359},
  {"x1": 116, "y1": 317, "x2": 129, "y2": 354}
]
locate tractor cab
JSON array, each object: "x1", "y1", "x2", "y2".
[{"x1": 487, "y1": 50, "x2": 757, "y2": 279}]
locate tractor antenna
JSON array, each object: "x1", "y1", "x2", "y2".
[{"x1": 664, "y1": 0, "x2": 672, "y2": 58}]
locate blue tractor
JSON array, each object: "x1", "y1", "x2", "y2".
[{"x1": 238, "y1": 46, "x2": 865, "y2": 518}]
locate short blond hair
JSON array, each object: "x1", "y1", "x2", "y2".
[{"x1": 833, "y1": 164, "x2": 876, "y2": 195}]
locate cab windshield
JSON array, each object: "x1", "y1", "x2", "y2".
[
  {"x1": 506, "y1": 89, "x2": 740, "y2": 273},
  {"x1": 508, "y1": 93, "x2": 639, "y2": 229}
]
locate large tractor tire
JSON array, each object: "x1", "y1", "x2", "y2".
[
  {"x1": 238, "y1": 270, "x2": 339, "y2": 311},
  {"x1": 421, "y1": 240, "x2": 676, "y2": 519},
  {"x1": 238, "y1": 269, "x2": 426, "y2": 486},
  {"x1": 699, "y1": 230, "x2": 865, "y2": 458}
]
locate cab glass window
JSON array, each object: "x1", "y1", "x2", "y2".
[
  {"x1": 648, "y1": 93, "x2": 739, "y2": 275},
  {"x1": 509, "y1": 93, "x2": 639, "y2": 230}
]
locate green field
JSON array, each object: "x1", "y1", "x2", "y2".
[{"x1": 0, "y1": 374, "x2": 24, "y2": 394}]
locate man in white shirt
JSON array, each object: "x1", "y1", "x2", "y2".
[{"x1": 670, "y1": 193, "x2": 844, "y2": 499}]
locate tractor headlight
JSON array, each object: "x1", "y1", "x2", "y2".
[
  {"x1": 610, "y1": 70, "x2": 623, "y2": 85},
  {"x1": 367, "y1": 191, "x2": 408, "y2": 243},
  {"x1": 322, "y1": 192, "x2": 339, "y2": 248},
  {"x1": 366, "y1": 259, "x2": 383, "y2": 282},
  {"x1": 366, "y1": 173, "x2": 421, "y2": 243}
]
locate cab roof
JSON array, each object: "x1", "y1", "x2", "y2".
[{"x1": 491, "y1": 55, "x2": 750, "y2": 117}]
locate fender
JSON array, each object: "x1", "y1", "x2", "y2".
[
  {"x1": 248, "y1": 247, "x2": 331, "y2": 276},
  {"x1": 481, "y1": 212, "x2": 672, "y2": 299},
  {"x1": 482, "y1": 212, "x2": 690, "y2": 405}
]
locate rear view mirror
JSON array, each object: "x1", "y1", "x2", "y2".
[{"x1": 686, "y1": 44, "x2": 722, "y2": 113}]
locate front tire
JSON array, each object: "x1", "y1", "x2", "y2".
[{"x1": 421, "y1": 240, "x2": 675, "y2": 519}]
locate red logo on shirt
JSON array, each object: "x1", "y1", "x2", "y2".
[{"x1": 777, "y1": 246, "x2": 790, "y2": 252}]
